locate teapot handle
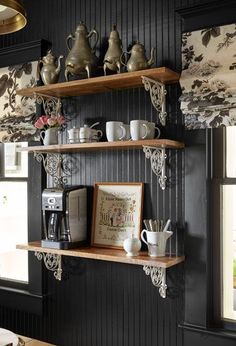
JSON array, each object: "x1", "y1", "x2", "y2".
[
  {"x1": 66, "y1": 34, "x2": 75, "y2": 51},
  {"x1": 120, "y1": 51, "x2": 129, "y2": 67},
  {"x1": 37, "y1": 59, "x2": 43, "y2": 80},
  {"x1": 87, "y1": 29, "x2": 99, "y2": 53}
]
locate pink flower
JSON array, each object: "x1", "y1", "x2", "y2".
[
  {"x1": 34, "y1": 116, "x2": 49, "y2": 129},
  {"x1": 57, "y1": 115, "x2": 65, "y2": 125},
  {"x1": 34, "y1": 115, "x2": 66, "y2": 129}
]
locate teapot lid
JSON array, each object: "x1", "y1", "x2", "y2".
[
  {"x1": 132, "y1": 42, "x2": 145, "y2": 50},
  {"x1": 43, "y1": 49, "x2": 56, "y2": 62},
  {"x1": 76, "y1": 21, "x2": 88, "y2": 33},
  {"x1": 109, "y1": 25, "x2": 121, "y2": 40}
]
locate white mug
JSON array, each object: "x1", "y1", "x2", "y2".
[
  {"x1": 121, "y1": 124, "x2": 131, "y2": 141},
  {"x1": 106, "y1": 121, "x2": 126, "y2": 141},
  {"x1": 146, "y1": 122, "x2": 161, "y2": 139},
  {"x1": 130, "y1": 120, "x2": 150, "y2": 140}
]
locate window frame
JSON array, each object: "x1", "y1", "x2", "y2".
[
  {"x1": 0, "y1": 40, "x2": 49, "y2": 314},
  {"x1": 210, "y1": 128, "x2": 236, "y2": 331}
]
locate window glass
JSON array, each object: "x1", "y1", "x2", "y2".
[
  {"x1": 222, "y1": 185, "x2": 236, "y2": 320},
  {"x1": 226, "y1": 127, "x2": 236, "y2": 178}
]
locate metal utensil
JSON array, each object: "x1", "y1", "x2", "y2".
[
  {"x1": 143, "y1": 219, "x2": 150, "y2": 230},
  {"x1": 149, "y1": 219, "x2": 154, "y2": 232}
]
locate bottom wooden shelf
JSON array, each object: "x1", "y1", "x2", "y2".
[
  {"x1": 16, "y1": 241, "x2": 185, "y2": 268},
  {"x1": 17, "y1": 241, "x2": 185, "y2": 298}
]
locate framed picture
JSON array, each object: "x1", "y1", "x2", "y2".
[{"x1": 91, "y1": 182, "x2": 144, "y2": 248}]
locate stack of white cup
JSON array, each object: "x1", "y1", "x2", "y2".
[{"x1": 106, "y1": 120, "x2": 160, "y2": 142}]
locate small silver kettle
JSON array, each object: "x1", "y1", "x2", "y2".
[
  {"x1": 38, "y1": 50, "x2": 63, "y2": 85},
  {"x1": 121, "y1": 42, "x2": 155, "y2": 72}
]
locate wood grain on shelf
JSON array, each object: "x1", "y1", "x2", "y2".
[
  {"x1": 18, "y1": 335, "x2": 55, "y2": 346},
  {"x1": 16, "y1": 67, "x2": 179, "y2": 98},
  {"x1": 17, "y1": 139, "x2": 184, "y2": 154},
  {"x1": 16, "y1": 241, "x2": 185, "y2": 268}
]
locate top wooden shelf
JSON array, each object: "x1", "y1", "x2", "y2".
[
  {"x1": 16, "y1": 67, "x2": 180, "y2": 98},
  {"x1": 17, "y1": 241, "x2": 185, "y2": 268}
]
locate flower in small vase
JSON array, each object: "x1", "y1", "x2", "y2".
[{"x1": 34, "y1": 114, "x2": 65, "y2": 130}]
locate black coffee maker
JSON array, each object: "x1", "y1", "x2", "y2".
[{"x1": 41, "y1": 186, "x2": 87, "y2": 249}]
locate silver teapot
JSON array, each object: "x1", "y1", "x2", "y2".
[
  {"x1": 38, "y1": 50, "x2": 63, "y2": 85},
  {"x1": 65, "y1": 21, "x2": 99, "y2": 80},
  {"x1": 103, "y1": 25, "x2": 123, "y2": 75},
  {"x1": 121, "y1": 42, "x2": 155, "y2": 72}
]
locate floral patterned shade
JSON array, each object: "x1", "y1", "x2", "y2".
[
  {"x1": 0, "y1": 61, "x2": 38, "y2": 142},
  {"x1": 180, "y1": 23, "x2": 236, "y2": 129}
]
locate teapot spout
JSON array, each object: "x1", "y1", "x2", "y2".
[
  {"x1": 56, "y1": 55, "x2": 63, "y2": 75},
  {"x1": 147, "y1": 47, "x2": 155, "y2": 67}
]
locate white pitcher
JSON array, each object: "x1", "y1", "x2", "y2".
[
  {"x1": 141, "y1": 229, "x2": 173, "y2": 257},
  {"x1": 40, "y1": 128, "x2": 58, "y2": 145}
]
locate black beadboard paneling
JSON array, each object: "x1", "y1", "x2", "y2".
[{"x1": 0, "y1": 1, "x2": 229, "y2": 346}]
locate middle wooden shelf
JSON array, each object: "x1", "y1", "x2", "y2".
[{"x1": 18, "y1": 138, "x2": 184, "y2": 154}]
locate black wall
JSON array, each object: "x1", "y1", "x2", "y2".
[{"x1": 0, "y1": 1, "x2": 235, "y2": 346}]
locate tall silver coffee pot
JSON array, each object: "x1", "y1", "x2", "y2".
[
  {"x1": 65, "y1": 21, "x2": 99, "y2": 80},
  {"x1": 103, "y1": 25, "x2": 123, "y2": 75}
]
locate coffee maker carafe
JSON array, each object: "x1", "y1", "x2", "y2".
[{"x1": 41, "y1": 186, "x2": 87, "y2": 249}]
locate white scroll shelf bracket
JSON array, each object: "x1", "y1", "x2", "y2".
[
  {"x1": 143, "y1": 146, "x2": 167, "y2": 190},
  {"x1": 35, "y1": 251, "x2": 62, "y2": 281},
  {"x1": 143, "y1": 266, "x2": 167, "y2": 298},
  {"x1": 34, "y1": 152, "x2": 77, "y2": 187},
  {"x1": 141, "y1": 76, "x2": 167, "y2": 126},
  {"x1": 33, "y1": 92, "x2": 62, "y2": 116}
]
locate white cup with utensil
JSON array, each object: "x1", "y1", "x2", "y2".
[{"x1": 106, "y1": 121, "x2": 126, "y2": 141}]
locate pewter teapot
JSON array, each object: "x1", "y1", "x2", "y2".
[
  {"x1": 38, "y1": 50, "x2": 63, "y2": 85},
  {"x1": 103, "y1": 25, "x2": 123, "y2": 75},
  {"x1": 121, "y1": 42, "x2": 155, "y2": 72},
  {"x1": 65, "y1": 21, "x2": 99, "y2": 80}
]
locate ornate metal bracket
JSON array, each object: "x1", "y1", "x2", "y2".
[
  {"x1": 141, "y1": 76, "x2": 167, "y2": 126},
  {"x1": 35, "y1": 251, "x2": 62, "y2": 281},
  {"x1": 143, "y1": 265, "x2": 167, "y2": 298},
  {"x1": 34, "y1": 92, "x2": 61, "y2": 116},
  {"x1": 143, "y1": 146, "x2": 167, "y2": 190},
  {"x1": 34, "y1": 152, "x2": 77, "y2": 187}
]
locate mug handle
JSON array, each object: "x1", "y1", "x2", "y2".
[
  {"x1": 118, "y1": 125, "x2": 126, "y2": 140},
  {"x1": 154, "y1": 127, "x2": 161, "y2": 139},
  {"x1": 96, "y1": 130, "x2": 103, "y2": 138},
  {"x1": 141, "y1": 123, "x2": 150, "y2": 139},
  {"x1": 40, "y1": 130, "x2": 45, "y2": 142},
  {"x1": 141, "y1": 230, "x2": 148, "y2": 245}
]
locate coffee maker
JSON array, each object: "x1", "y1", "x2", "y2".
[{"x1": 41, "y1": 186, "x2": 87, "y2": 249}]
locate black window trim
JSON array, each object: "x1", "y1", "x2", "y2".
[{"x1": 0, "y1": 40, "x2": 50, "y2": 314}]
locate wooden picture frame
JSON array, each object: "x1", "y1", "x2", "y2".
[{"x1": 91, "y1": 182, "x2": 144, "y2": 248}]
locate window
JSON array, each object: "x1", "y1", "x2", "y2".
[
  {"x1": 0, "y1": 143, "x2": 28, "y2": 285},
  {"x1": 220, "y1": 127, "x2": 236, "y2": 322},
  {"x1": 211, "y1": 127, "x2": 236, "y2": 325},
  {"x1": 0, "y1": 142, "x2": 45, "y2": 313}
]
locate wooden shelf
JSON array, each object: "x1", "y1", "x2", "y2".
[
  {"x1": 17, "y1": 241, "x2": 185, "y2": 268},
  {"x1": 16, "y1": 67, "x2": 179, "y2": 98},
  {"x1": 18, "y1": 139, "x2": 184, "y2": 154}
]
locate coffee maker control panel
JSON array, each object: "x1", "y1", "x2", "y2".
[{"x1": 42, "y1": 189, "x2": 64, "y2": 211}]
